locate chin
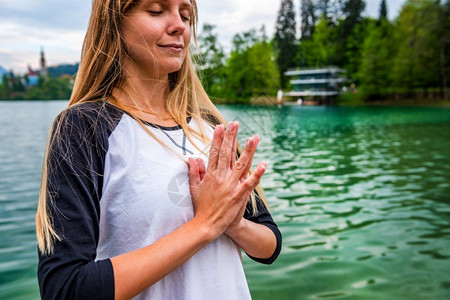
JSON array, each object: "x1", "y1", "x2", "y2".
[{"x1": 160, "y1": 60, "x2": 185, "y2": 75}]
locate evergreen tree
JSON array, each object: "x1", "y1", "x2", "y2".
[
  {"x1": 275, "y1": 0, "x2": 297, "y2": 88},
  {"x1": 297, "y1": 14, "x2": 339, "y2": 68},
  {"x1": 317, "y1": 0, "x2": 331, "y2": 19},
  {"x1": 335, "y1": 0, "x2": 366, "y2": 67},
  {"x1": 379, "y1": 0, "x2": 388, "y2": 21},
  {"x1": 340, "y1": 0, "x2": 365, "y2": 33},
  {"x1": 300, "y1": 0, "x2": 318, "y2": 39}
]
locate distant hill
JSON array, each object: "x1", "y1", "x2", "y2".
[
  {"x1": 0, "y1": 65, "x2": 7, "y2": 76},
  {"x1": 48, "y1": 63, "x2": 79, "y2": 78}
]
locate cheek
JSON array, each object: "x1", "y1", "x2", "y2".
[{"x1": 183, "y1": 28, "x2": 192, "y2": 47}]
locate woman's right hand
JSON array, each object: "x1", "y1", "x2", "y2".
[{"x1": 187, "y1": 121, "x2": 266, "y2": 241}]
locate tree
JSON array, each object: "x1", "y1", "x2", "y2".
[
  {"x1": 345, "y1": 20, "x2": 369, "y2": 80},
  {"x1": 335, "y1": 0, "x2": 366, "y2": 66},
  {"x1": 317, "y1": 0, "x2": 344, "y2": 23},
  {"x1": 0, "y1": 74, "x2": 10, "y2": 99},
  {"x1": 392, "y1": 0, "x2": 443, "y2": 95},
  {"x1": 194, "y1": 24, "x2": 226, "y2": 98},
  {"x1": 225, "y1": 28, "x2": 279, "y2": 102},
  {"x1": 298, "y1": 15, "x2": 333, "y2": 67},
  {"x1": 438, "y1": 0, "x2": 449, "y2": 98},
  {"x1": 358, "y1": 18, "x2": 393, "y2": 99},
  {"x1": 300, "y1": 0, "x2": 318, "y2": 40},
  {"x1": 379, "y1": 0, "x2": 388, "y2": 21},
  {"x1": 275, "y1": 0, "x2": 297, "y2": 88}
]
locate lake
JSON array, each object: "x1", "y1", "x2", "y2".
[{"x1": 0, "y1": 101, "x2": 449, "y2": 299}]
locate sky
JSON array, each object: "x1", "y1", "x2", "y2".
[{"x1": 0, "y1": 0, "x2": 407, "y2": 73}]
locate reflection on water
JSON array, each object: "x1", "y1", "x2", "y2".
[
  {"x1": 0, "y1": 102, "x2": 449, "y2": 299},
  {"x1": 220, "y1": 105, "x2": 450, "y2": 299}
]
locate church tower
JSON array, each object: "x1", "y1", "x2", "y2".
[{"x1": 40, "y1": 47, "x2": 48, "y2": 77}]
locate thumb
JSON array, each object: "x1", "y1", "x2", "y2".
[
  {"x1": 188, "y1": 157, "x2": 201, "y2": 186},
  {"x1": 196, "y1": 158, "x2": 206, "y2": 181}
]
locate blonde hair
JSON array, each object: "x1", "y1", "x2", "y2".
[{"x1": 36, "y1": 0, "x2": 267, "y2": 255}]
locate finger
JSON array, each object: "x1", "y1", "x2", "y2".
[
  {"x1": 231, "y1": 135, "x2": 258, "y2": 181},
  {"x1": 207, "y1": 124, "x2": 224, "y2": 173},
  {"x1": 241, "y1": 135, "x2": 260, "y2": 181},
  {"x1": 230, "y1": 122, "x2": 239, "y2": 169},
  {"x1": 217, "y1": 121, "x2": 238, "y2": 175},
  {"x1": 249, "y1": 162, "x2": 266, "y2": 190},
  {"x1": 196, "y1": 158, "x2": 206, "y2": 181},
  {"x1": 187, "y1": 157, "x2": 201, "y2": 186},
  {"x1": 238, "y1": 161, "x2": 266, "y2": 195}
]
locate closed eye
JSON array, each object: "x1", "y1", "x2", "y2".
[{"x1": 149, "y1": 10, "x2": 163, "y2": 15}]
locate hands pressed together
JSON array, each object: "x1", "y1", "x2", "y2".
[
  {"x1": 111, "y1": 121, "x2": 275, "y2": 300},
  {"x1": 188, "y1": 121, "x2": 267, "y2": 240}
]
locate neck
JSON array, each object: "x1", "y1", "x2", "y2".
[{"x1": 116, "y1": 59, "x2": 171, "y2": 113}]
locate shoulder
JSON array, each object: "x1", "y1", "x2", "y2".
[
  {"x1": 56, "y1": 101, "x2": 122, "y2": 127},
  {"x1": 51, "y1": 101, "x2": 123, "y2": 140}
]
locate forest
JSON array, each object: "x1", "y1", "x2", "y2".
[
  {"x1": 1, "y1": 0, "x2": 449, "y2": 104},
  {"x1": 196, "y1": 0, "x2": 449, "y2": 104}
]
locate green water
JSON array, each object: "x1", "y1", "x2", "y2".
[{"x1": 0, "y1": 102, "x2": 449, "y2": 299}]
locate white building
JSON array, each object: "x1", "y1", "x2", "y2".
[{"x1": 284, "y1": 67, "x2": 348, "y2": 103}]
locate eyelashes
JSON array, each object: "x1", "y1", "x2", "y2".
[
  {"x1": 148, "y1": 10, "x2": 190, "y2": 22},
  {"x1": 149, "y1": 10, "x2": 163, "y2": 15}
]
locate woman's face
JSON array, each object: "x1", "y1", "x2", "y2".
[{"x1": 121, "y1": 0, "x2": 193, "y2": 78}]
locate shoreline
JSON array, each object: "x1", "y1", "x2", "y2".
[
  {"x1": 253, "y1": 96, "x2": 450, "y2": 108},
  {"x1": 1, "y1": 98, "x2": 449, "y2": 108}
]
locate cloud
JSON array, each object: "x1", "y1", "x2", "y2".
[
  {"x1": 197, "y1": 0, "x2": 280, "y2": 51},
  {"x1": 0, "y1": 0, "x2": 90, "y2": 72},
  {"x1": 0, "y1": 0, "x2": 91, "y2": 31},
  {"x1": 0, "y1": 0, "x2": 406, "y2": 73}
]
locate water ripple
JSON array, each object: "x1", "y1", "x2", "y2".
[{"x1": 1, "y1": 103, "x2": 449, "y2": 299}]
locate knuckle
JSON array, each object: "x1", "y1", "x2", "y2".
[
  {"x1": 210, "y1": 147, "x2": 219, "y2": 156},
  {"x1": 242, "y1": 180, "x2": 252, "y2": 190},
  {"x1": 219, "y1": 149, "x2": 228, "y2": 158},
  {"x1": 235, "y1": 161, "x2": 244, "y2": 170}
]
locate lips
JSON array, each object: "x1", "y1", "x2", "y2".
[{"x1": 158, "y1": 43, "x2": 183, "y2": 50}]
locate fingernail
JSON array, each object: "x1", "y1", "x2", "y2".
[
  {"x1": 227, "y1": 122, "x2": 234, "y2": 130},
  {"x1": 246, "y1": 138, "x2": 253, "y2": 147},
  {"x1": 258, "y1": 164, "x2": 266, "y2": 172},
  {"x1": 215, "y1": 125, "x2": 220, "y2": 132}
]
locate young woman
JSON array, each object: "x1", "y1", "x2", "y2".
[{"x1": 36, "y1": 0, "x2": 281, "y2": 299}]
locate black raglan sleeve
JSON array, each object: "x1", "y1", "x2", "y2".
[
  {"x1": 37, "y1": 105, "x2": 115, "y2": 300},
  {"x1": 243, "y1": 192, "x2": 282, "y2": 265}
]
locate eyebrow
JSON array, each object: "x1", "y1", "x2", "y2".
[{"x1": 146, "y1": 0, "x2": 192, "y2": 8}]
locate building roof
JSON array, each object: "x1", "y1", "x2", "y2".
[{"x1": 28, "y1": 66, "x2": 38, "y2": 76}]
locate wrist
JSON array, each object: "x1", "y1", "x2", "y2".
[
  {"x1": 189, "y1": 217, "x2": 219, "y2": 244},
  {"x1": 225, "y1": 218, "x2": 248, "y2": 239}
]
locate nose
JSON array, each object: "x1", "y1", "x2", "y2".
[{"x1": 167, "y1": 13, "x2": 186, "y2": 36}]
